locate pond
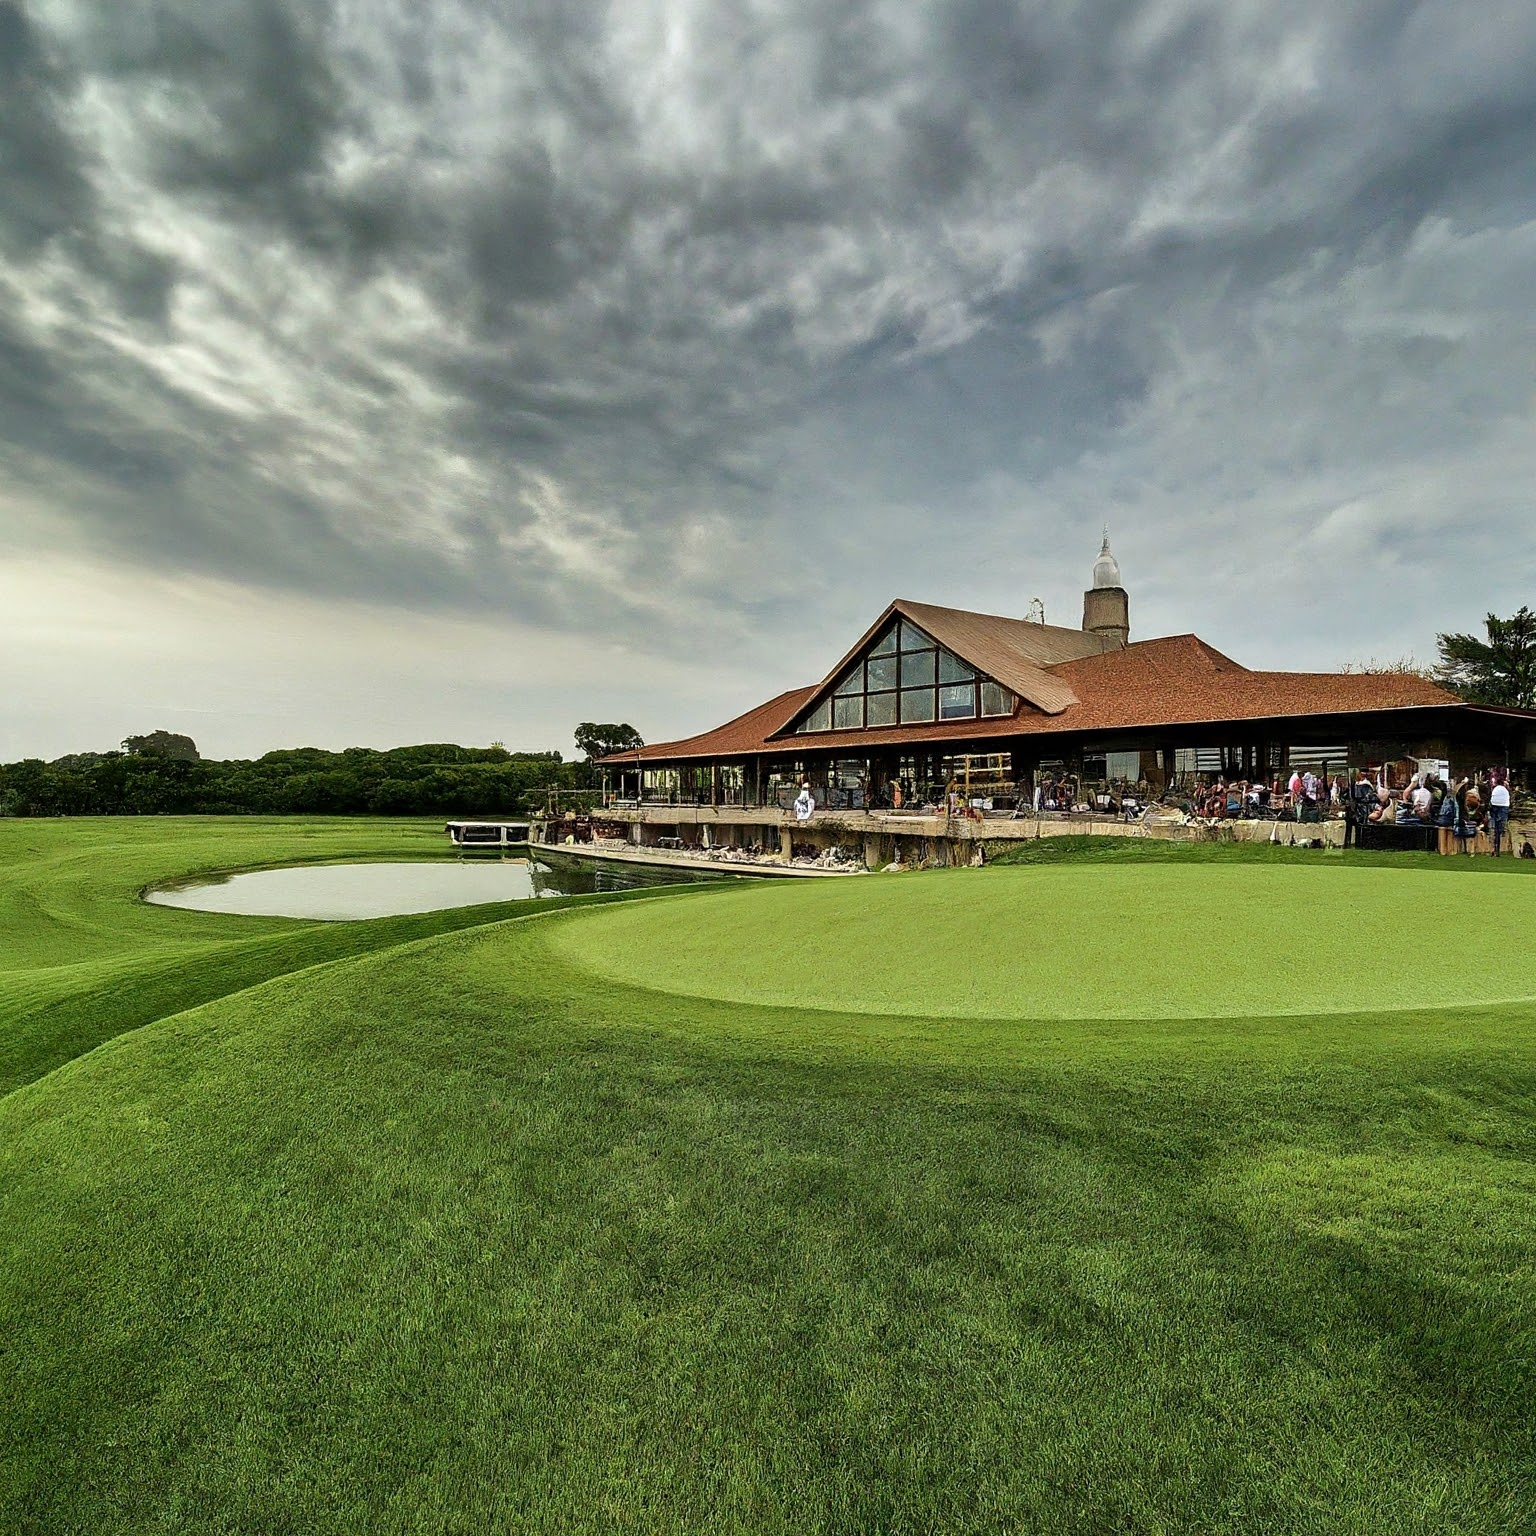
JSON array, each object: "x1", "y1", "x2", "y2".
[{"x1": 144, "y1": 857, "x2": 722, "y2": 921}]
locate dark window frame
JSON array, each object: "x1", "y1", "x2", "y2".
[{"x1": 795, "y1": 623, "x2": 1014, "y2": 734}]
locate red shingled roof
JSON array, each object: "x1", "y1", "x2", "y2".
[
  {"x1": 601, "y1": 617, "x2": 1466, "y2": 765},
  {"x1": 1046, "y1": 634, "x2": 1455, "y2": 732},
  {"x1": 603, "y1": 686, "x2": 819, "y2": 764}
]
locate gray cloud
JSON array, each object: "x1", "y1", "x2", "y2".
[
  {"x1": 0, "y1": 1, "x2": 94, "y2": 254},
  {"x1": 2, "y1": 0, "x2": 1535, "y2": 698}
]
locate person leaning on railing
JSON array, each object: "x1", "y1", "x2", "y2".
[
  {"x1": 1435, "y1": 782, "x2": 1459, "y2": 855},
  {"x1": 1458, "y1": 787, "x2": 1486, "y2": 853}
]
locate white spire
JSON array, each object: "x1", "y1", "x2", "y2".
[{"x1": 1092, "y1": 527, "x2": 1122, "y2": 590}]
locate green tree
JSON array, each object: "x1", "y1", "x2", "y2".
[
  {"x1": 573, "y1": 722, "x2": 644, "y2": 762},
  {"x1": 122, "y1": 730, "x2": 200, "y2": 762},
  {"x1": 1436, "y1": 606, "x2": 1536, "y2": 710}
]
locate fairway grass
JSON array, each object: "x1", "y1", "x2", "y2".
[
  {"x1": 546, "y1": 861, "x2": 1536, "y2": 1019},
  {"x1": 0, "y1": 816, "x2": 663, "y2": 1096},
  {"x1": 2, "y1": 821, "x2": 1536, "y2": 1533}
]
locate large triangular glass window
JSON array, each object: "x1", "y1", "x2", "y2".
[{"x1": 794, "y1": 618, "x2": 1016, "y2": 733}]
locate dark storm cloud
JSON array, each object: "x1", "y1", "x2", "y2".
[
  {"x1": 0, "y1": 0, "x2": 177, "y2": 321},
  {"x1": 0, "y1": 0, "x2": 93, "y2": 253},
  {"x1": 2, "y1": 0, "x2": 1535, "y2": 665}
]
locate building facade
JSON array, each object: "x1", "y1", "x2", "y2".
[{"x1": 587, "y1": 539, "x2": 1534, "y2": 855}]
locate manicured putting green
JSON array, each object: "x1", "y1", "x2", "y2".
[{"x1": 548, "y1": 863, "x2": 1536, "y2": 1019}]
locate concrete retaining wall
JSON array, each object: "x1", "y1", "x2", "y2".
[{"x1": 543, "y1": 807, "x2": 1534, "y2": 869}]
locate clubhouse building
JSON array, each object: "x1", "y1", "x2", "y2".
[{"x1": 582, "y1": 537, "x2": 1535, "y2": 862}]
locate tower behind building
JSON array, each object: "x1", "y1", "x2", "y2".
[{"x1": 1082, "y1": 531, "x2": 1130, "y2": 645}]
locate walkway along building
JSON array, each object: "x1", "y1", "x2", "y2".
[{"x1": 582, "y1": 538, "x2": 1536, "y2": 863}]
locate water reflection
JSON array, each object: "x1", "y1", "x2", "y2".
[
  {"x1": 532, "y1": 855, "x2": 720, "y2": 897},
  {"x1": 145, "y1": 857, "x2": 721, "y2": 921}
]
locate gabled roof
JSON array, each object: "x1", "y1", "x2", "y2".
[
  {"x1": 897, "y1": 600, "x2": 1121, "y2": 668},
  {"x1": 766, "y1": 599, "x2": 1116, "y2": 736},
  {"x1": 599, "y1": 628, "x2": 1470, "y2": 765}
]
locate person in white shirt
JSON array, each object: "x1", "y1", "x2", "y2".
[
  {"x1": 1300, "y1": 769, "x2": 1320, "y2": 822},
  {"x1": 1489, "y1": 771, "x2": 1513, "y2": 856},
  {"x1": 793, "y1": 783, "x2": 816, "y2": 823},
  {"x1": 1412, "y1": 781, "x2": 1433, "y2": 820}
]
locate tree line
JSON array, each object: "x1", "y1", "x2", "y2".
[{"x1": 0, "y1": 741, "x2": 609, "y2": 819}]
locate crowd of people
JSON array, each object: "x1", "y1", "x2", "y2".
[
  {"x1": 1343, "y1": 764, "x2": 1518, "y2": 855},
  {"x1": 1188, "y1": 769, "x2": 1338, "y2": 822},
  {"x1": 788, "y1": 763, "x2": 1524, "y2": 856},
  {"x1": 1033, "y1": 775, "x2": 1081, "y2": 813},
  {"x1": 1183, "y1": 764, "x2": 1522, "y2": 855}
]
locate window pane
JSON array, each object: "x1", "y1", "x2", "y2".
[
  {"x1": 866, "y1": 654, "x2": 899, "y2": 691},
  {"x1": 980, "y1": 682, "x2": 1013, "y2": 717},
  {"x1": 869, "y1": 624, "x2": 898, "y2": 656},
  {"x1": 802, "y1": 699, "x2": 832, "y2": 732},
  {"x1": 900, "y1": 649, "x2": 937, "y2": 686},
  {"x1": 833, "y1": 695, "x2": 864, "y2": 730},
  {"x1": 899, "y1": 621, "x2": 932, "y2": 652},
  {"x1": 834, "y1": 665, "x2": 863, "y2": 695},
  {"x1": 899, "y1": 688, "x2": 936, "y2": 723},
  {"x1": 939, "y1": 683, "x2": 976, "y2": 719},
  {"x1": 938, "y1": 650, "x2": 975, "y2": 683},
  {"x1": 865, "y1": 691, "x2": 898, "y2": 727}
]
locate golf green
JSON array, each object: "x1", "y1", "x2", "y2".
[{"x1": 548, "y1": 862, "x2": 1536, "y2": 1019}]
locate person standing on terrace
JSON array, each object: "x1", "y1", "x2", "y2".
[
  {"x1": 1489, "y1": 770, "x2": 1512, "y2": 856},
  {"x1": 1436, "y1": 782, "x2": 1460, "y2": 855},
  {"x1": 1346, "y1": 767, "x2": 1376, "y2": 847},
  {"x1": 793, "y1": 783, "x2": 816, "y2": 823},
  {"x1": 1458, "y1": 788, "x2": 1485, "y2": 853},
  {"x1": 1412, "y1": 779, "x2": 1433, "y2": 821}
]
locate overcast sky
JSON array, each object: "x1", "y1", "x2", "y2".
[{"x1": 3, "y1": 0, "x2": 1534, "y2": 760}]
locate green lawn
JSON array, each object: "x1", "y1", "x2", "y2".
[
  {"x1": 550, "y1": 860, "x2": 1536, "y2": 1019},
  {"x1": 2, "y1": 820, "x2": 1535, "y2": 1533}
]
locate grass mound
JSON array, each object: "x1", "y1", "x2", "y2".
[{"x1": 547, "y1": 861, "x2": 1536, "y2": 1019}]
